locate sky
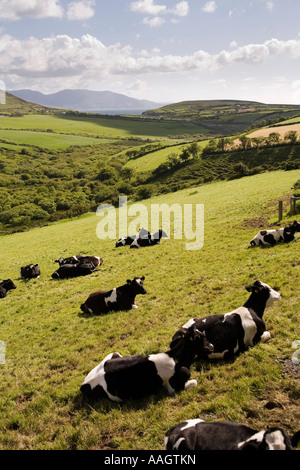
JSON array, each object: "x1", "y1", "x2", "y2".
[{"x1": 0, "y1": 0, "x2": 300, "y2": 105}]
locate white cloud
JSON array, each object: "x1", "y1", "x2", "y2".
[
  {"x1": 67, "y1": 1, "x2": 95, "y2": 21},
  {"x1": 1, "y1": 33, "x2": 300, "y2": 87},
  {"x1": 0, "y1": 0, "x2": 64, "y2": 21},
  {"x1": 266, "y1": 1, "x2": 274, "y2": 11},
  {"x1": 142, "y1": 16, "x2": 165, "y2": 27},
  {"x1": 202, "y1": 1, "x2": 217, "y2": 13},
  {"x1": 170, "y1": 1, "x2": 189, "y2": 17},
  {"x1": 130, "y1": 0, "x2": 167, "y2": 16},
  {"x1": 130, "y1": 0, "x2": 189, "y2": 26}
]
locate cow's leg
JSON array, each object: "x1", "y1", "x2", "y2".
[
  {"x1": 260, "y1": 331, "x2": 271, "y2": 343},
  {"x1": 167, "y1": 366, "x2": 196, "y2": 394}
]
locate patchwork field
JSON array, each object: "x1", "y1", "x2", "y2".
[
  {"x1": 0, "y1": 169, "x2": 299, "y2": 450},
  {"x1": 248, "y1": 123, "x2": 300, "y2": 140}
]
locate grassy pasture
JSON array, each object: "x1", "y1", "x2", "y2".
[
  {"x1": 0, "y1": 114, "x2": 203, "y2": 140},
  {"x1": 0, "y1": 170, "x2": 299, "y2": 450},
  {"x1": 125, "y1": 140, "x2": 210, "y2": 172},
  {"x1": 0, "y1": 129, "x2": 109, "y2": 150}
]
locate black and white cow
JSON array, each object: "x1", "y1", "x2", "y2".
[
  {"x1": 80, "y1": 276, "x2": 147, "y2": 315},
  {"x1": 170, "y1": 281, "x2": 281, "y2": 360},
  {"x1": 55, "y1": 255, "x2": 103, "y2": 269},
  {"x1": 116, "y1": 228, "x2": 150, "y2": 247},
  {"x1": 250, "y1": 220, "x2": 300, "y2": 247},
  {"x1": 20, "y1": 264, "x2": 40, "y2": 280},
  {"x1": 0, "y1": 279, "x2": 16, "y2": 298},
  {"x1": 164, "y1": 419, "x2": 300, "y2": 450},
  {"x1": 52, "y1": 262, "x2": 96, "y2": 279},
  {"x1": 80, "y1": 325, "x2": 214, "y2": 401},
  {"x1": 130, "y1": 229, "x2": 168, "y2": 248}
]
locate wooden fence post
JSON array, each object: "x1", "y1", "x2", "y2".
[{"x1": 278, "y1": 200, "x2": 283, "y2": 222}]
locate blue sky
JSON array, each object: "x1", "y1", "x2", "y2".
[{"x1": 0, "y1": 0, "x2": 300, "y2": 104}]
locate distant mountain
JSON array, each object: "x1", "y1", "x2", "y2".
[{"x1": 9, "y1": 89, "x2": 163, "y2": 111}]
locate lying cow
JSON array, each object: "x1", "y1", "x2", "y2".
[
  {"x1": 80, "y1": 325, "x2": 214, "y2": 401},
  {"x1": 164, "y1": 419, "x2": 300, "y2": 450},
  {"x1": 130, "y1": 229, "x2": 168, "y2": 248},
  {"x1": 0, "y1": 279, "x2": 16, "y2": 298},
  {"x1": 20, "y1": 264, "x2": 40, "y2": 280},
  {"x1": 80, "y1": 276, "x2": 147, "y2": 315},
  {"x1": 116, "y1": 228, "x2": 150, "y2": 247},
  {"x1": 52, "y1": 262, "x2": 96, "y2": 279},
  {"x1": 55, "y1": 255, "x2": 103, "y2": 269},
  {"x1": 250, "y1": 220, "x2": 300, "y2": 247},
  {"x1": 171, "y1": 281, "x2": 281, "y2": 360}
]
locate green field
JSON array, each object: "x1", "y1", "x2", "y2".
[
  {"x1": 0, "y1": 114, "x2": 203, "y2": 140},
  {"x1": 0, "y1": 170, "x2": 299, "y2": 450},
  {"x1": 125, "y1": 140, "x2": 210, "y2": 172},
  {"x1": 0, "y1": 128, "x2": 109, "y2": 150}
]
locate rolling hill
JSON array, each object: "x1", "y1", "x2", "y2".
[
  {"x1": 9, "y1": 89, "x2": 163, "y2": 112},
  {"x1": 143, "y1": 99, "x2": 300, "y2": 135},
  {"x1": 0, "y1": 91, "x2": 54, "y2": 115}
]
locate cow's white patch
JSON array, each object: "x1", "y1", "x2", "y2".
[
  {"x1": 105, "y1": 288, "x2": 117, "y2": 306},
  {"x1": 180, "y1": 419, "x2": 204, "y2": 431},
  {"x1": 173, "y1": 437, "x2": 185, "y2": 449},
  {"x1": 261, "y1": 331, "x2": 271, "y2": 342},
  {"x1": 184, "y1": 379, "x2": 197, "y2": 389},
  {"x1": 182, "y1": 318, "x2": 196, "y2": 329},
  {"x1": 228, "y1": 307, "x2": 257, "y2": 347},
  {"x1": 149, "y1": 353, "x2": 176, "y2": 386},
  {"x1": 260, "y1": 281, "x2": 281, "y2": 306},
  {"x1": 81, "y1": 352, "x2": 123, "y2": 402},
  {"x1": 238, "y1": 430, "x2": 265, "y2": 448},
  {"x1": 265, "y1": 430, "x2": 286, "y2": 450},
  {"x1": 131, "y1": 304, "x2": 138, "y2": 309}
]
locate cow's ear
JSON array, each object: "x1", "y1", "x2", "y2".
[
  {"x1": 246, "y1": 285, "x2": 260, "y2": 293},
  {"x1": 141, "y1": 276, "x2": 145, "y2": 281},
  {"x1": 127, "y1": 279, "x2": 132, "y2": 285}
]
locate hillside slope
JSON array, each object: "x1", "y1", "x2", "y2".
[
  {"x1": 0, "y1": 92, "x2": 62, "y2": 115},
  {"x1": 143, "y1": 99, "x2": 300, "y2": 136},
  {"x1": 0, "y1": 170, "x2": 299, "y2": 450}
]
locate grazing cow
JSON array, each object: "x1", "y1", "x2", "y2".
[
  {"x1": 250, "y1": 220, "x2": 300, "y2": 247},
  {"x1": 115, "y1": 228, "x2": 150, "y2": 247},
  {"x1": 80, "y1": 276, "x2": 147, "y2": 315},
  {"x1": 164, "y1": 419, "x2": 300, "y2": 450},
  {"x1": 80, "y1": 325, "x2": 214, "y2": 401},
  {"x1": 20, "y1": 264, "x2": 40, "y2": 280},
  {"x1": 170, "y1": 281, "x2": 281, "y2": 360},
  {"x1": 0, "y1": 279, "x2": 16, "y2": 299},
  {"x1": 52, "y1": 262, "x2": 96, "y2": 279},
  {"x1": 130, "y1": 229, "x2": 168, "y2": 248},
  {"x1": 55, "y1": 255, "x2": 103, "y2": 269}
]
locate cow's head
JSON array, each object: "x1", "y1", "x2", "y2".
[
  {"x1": 239, "y1": 428, "x2": 300, "y2": 450},
  {"x1": 1, "y1": 279, "x2": 16, "y2": 290},
  {"x1": 21, "y1": 264, "x2": 40, "y2": 279},
  {"x1": 291, "y1": 220, "x2": 300, "y2": 232},
  {"x1": 246, "y1": 280, "x2": 281, "y2": 307},
  {"x1": 170, "y1": 326, "x2": 214, "y2": 359},
  {"x1": 127, "y1": 276, "x2": 147, "y2": 294}
]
